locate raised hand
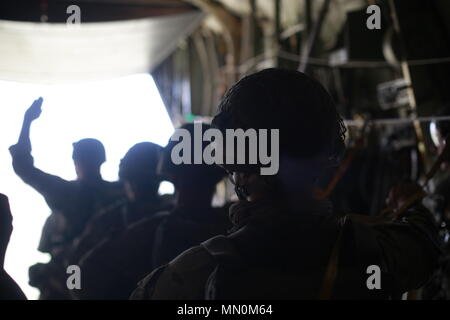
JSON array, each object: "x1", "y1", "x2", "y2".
[{"x1": 24, "y1": 97, "x2": 43, "y2": 123}]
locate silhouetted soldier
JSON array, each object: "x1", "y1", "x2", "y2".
[
  {"x1": 131, "y1": 69, "x2": 440, "y2": 300},
  {"x1": 77, "y1": 124, "x2": 230, "y2": 299},
  {"x1": 0, "y1": 194, "x2": 27, "y2": 300},
  {"x1": 68, "y1": 142, "x2": 173, "y2": 266},
  {"x1": 66, "y1": 142, "x2": 173, "y2": 299},
  {"x1": 150, "y1": 123, "x2": 230, "y2": 268},
  {"x1": 9, "y1": 97, "x2": 122, "y2": 299}
]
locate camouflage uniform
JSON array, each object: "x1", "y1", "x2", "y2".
[
  {"x1": 151, "y1": 205, "x2": 232, "y2": 268},
  {"x1": 131, "y1": 199, "x2": 440, "y2": 300}
]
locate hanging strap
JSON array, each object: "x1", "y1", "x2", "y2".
[{"x1": 318, "y1": 215, "x2": 347, "y2": 300}]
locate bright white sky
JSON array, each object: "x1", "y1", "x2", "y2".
[{"x1": 0, "y1": 73, "x2": 174, "y2": 299}]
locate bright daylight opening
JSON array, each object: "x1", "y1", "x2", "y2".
[{"x1": 0, "y1": 73, "x2": 175, "y2": 299}]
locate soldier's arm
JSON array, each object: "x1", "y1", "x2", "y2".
[
  {"x1": 130, "y1": 246, "x2": 216, "y2": 300},
  {"x1": 10, "y1": 145, "x2": 68, "y2": 198},
  {"x1": 16, "y1": 97, "x2": 42, "y2": 153},
  {"x1": 370, "y1": 203, "x2": 441, "y2": 294},
  {"x1": 10, "y1": 98, "x2": 69, "y2": 203}
]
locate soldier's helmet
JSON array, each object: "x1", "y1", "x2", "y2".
[
  {"x1": 72, "y1": 138, "x2": 106, "y2": 167},
  {"x1": 119, "y1": 142, "x2": 163, "y2": 187},
  {"x1": 158, "y1": 123, "x2": 226, "y2": 185},
  {"x1": 212, "y1": 68, "x2": 347, "y2": 174}
]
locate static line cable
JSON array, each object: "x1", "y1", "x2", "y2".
[{"x1": 345, "y1": 116, "x2": 450, "y2": 127}]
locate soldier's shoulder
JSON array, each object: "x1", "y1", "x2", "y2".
[{"x1": 132, "y1": 245, "x2": 216, "y2": 300}]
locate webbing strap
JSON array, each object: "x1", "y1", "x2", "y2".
[{"x1": 318, "y1": 216, "x2": 347, "y2": 300}]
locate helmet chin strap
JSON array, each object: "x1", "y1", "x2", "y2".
[
  {"x1": 226, "y1": 170, "x2": 250, "y2": 201},
  {"x1": 227, "y1": 169, "x2": 280, "y2": 202},
  {"x1": 235, "y1": 184, "x2": 249, "y2": 201},
  {"x1": 235, "y1": 177, "x2": 278, "y2": 201}
]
